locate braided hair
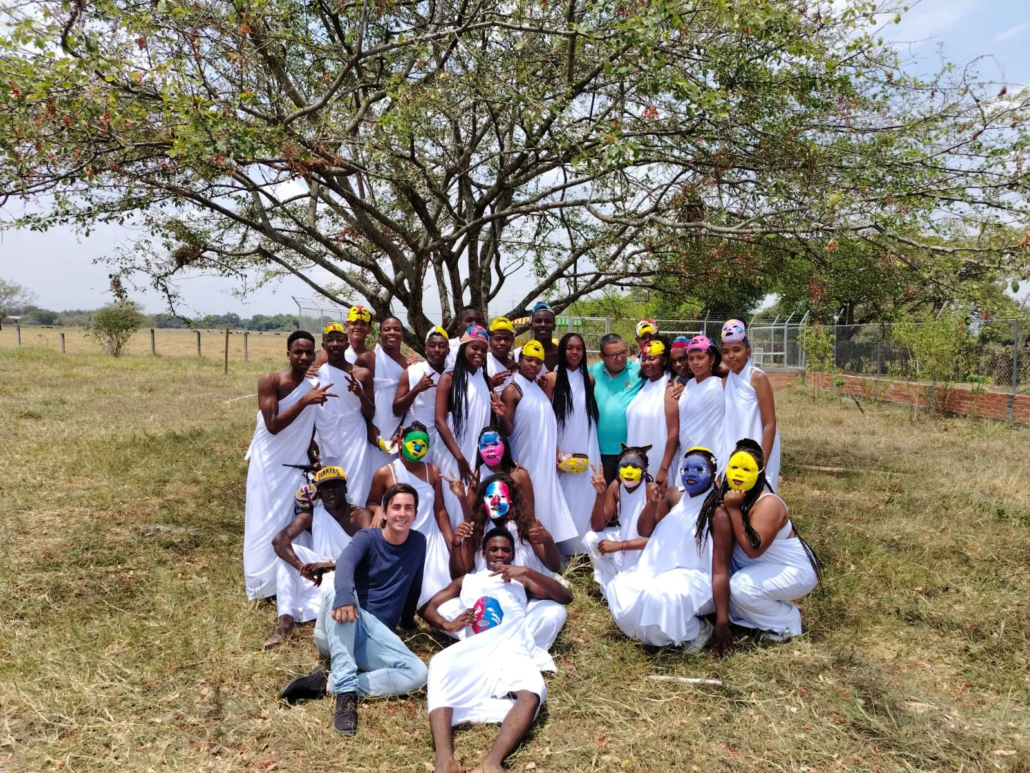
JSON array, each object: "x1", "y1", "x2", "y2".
[
  {"x1": 552, "y1": 333, "x2": 599, "y2": 430},
  {"x1": 694, "y1": 439, "x2": 821, "y2": 579},
  {"x1": 475, "y1": 427, "x2": 517, "y2": 472},
  {"x1": 470, "y1": 472, "x2": 533, "y2": 549},
  {"x1": 448, "y1": 342, "x2": 493, "y2": 442}
]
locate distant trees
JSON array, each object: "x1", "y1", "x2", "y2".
[{"x1": 0, "y1": 278, "x2": 36, "y2": 329}]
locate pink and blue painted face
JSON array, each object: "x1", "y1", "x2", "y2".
[
  {"x1": 681, "y1": 453, "x2": 713, "y2": 497},
  {"x1": 484, "y1": 480, "x2": 511, "y2": 518},
  {"x1": 478, "y1": 431, "x2": 506, "y2": 467}
]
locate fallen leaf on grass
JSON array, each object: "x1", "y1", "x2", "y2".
[{"x1": 994, "y1": 750, "x2": 1016, "y2": 757}]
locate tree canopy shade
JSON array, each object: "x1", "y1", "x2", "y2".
[{"x1": 2, "y1": 0, "x2": 1030, "y2": 349}]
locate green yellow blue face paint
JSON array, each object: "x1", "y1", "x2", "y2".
[{"x1": 401, "y1": 430, "x2": 430, "y2": 462}]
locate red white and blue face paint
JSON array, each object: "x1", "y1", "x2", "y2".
[
  {"x1": 680, "y1": 453, "x2": 713, "y2": 496},
  {"x1": 484, "y1": 480, "x2": 511, "y2": 518},
  {"x1": 478, "y1": 431, "x2": 505, "y2": 467}
]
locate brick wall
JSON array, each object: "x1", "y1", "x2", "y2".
[{"x1": 798, "y1": 372, "x2": 1028, "y2": 424}]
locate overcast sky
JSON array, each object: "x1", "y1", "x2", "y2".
[{"x1": 1, "y1": 0, "x2": 1028, "y2": 318}]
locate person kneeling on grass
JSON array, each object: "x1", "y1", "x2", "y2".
[
  {"x1": 278, "y1": 483, "x2": 428, "y2": 735},
  {"x1": 423, "y1": 527, "x2": 573, "y2": 773}
]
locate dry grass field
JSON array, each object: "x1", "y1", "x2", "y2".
[{"x1": 1, "y1": 345, "x2": 1029, "y2": 772}]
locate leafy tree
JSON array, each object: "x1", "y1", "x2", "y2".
[
  {"x1": 29, "y1": 309, "x2": 59, "y2": 326},
  {"x1": 0, "y1": 278, "x2": 37, "y2": 329},
  {"x1": 892, "y1": 310, "x2": 975, "y2": 413},
  {"x1": 2, "y1": 0, "x2": 1030, "y2": 352},
  {"x1": 87, "y1": 302, "x2": 146, "y2": 356}
]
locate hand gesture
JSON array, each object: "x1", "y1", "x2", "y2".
[
  {"x1": 598, "y1": 539, "x2": 621, "y2": 555},
  {"x1": 444, "y1": 607, "x2": 477, "y2": 633},
  {"x1": 294, "y1": 483, "x2": 318, "y2": 513},
  {"x1": 302, "y1": 380, "x2": 338, "y2": 407},
  {"x1": 457, "y1": 458, "x2": 475, "y2": 486},
  {"x1": 490, "y1": 370, "x2": 511, "y2": 389},
  {"x1": 414, "y1": 371, "x2": 436, "y2": 394},
  {"x1": 300, "y1": 560, "x2": 334, "y2": 586},
  {"x1": 331, "y1": 604, "x2": 358, "y2": 624},
  {"x1": 490, "y1": 564, "x2": 528, "y2": 583},
  {"x1": 589, "y1": 463, "x2": 607, "y2": 495},
  {"x1": 712, "y1": 621, "x2": 732, "y2": 657},
  {"x1": 490, "y1": 391, "x2": 507, "y2": 419},
  {"x1": 441, "y1": 472, "x2": 465, "y2": 499},
  {"x1": 655, "y1": 468, "x2": 668, "y2": 490},
  {"x1": 452, "y1": 520, "x2": 474, "y2": 547},
  {"x1": 345, "y1": 373, "x2": 362, "y2": 396},
  {"x1": 647, "y1": 482, "x2": 663, "y2": 503},
  {"x1": 307, "y1": 441, "x2": 322, "y2": 468},
  {"x1": 667, "y1": 379, "x2": 684, "y2": 400},
  {"x1": 722, "y1": 489, "x2": 746, "y2": 509},
  {"x1": 527, "y1": 518, "x2": 549, "y2": 546}
]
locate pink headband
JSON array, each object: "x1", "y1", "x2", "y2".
[
  {"x1": 721, "y1": 319, "x2": 746, "y2": 343},
  {"x1": 687, "y1": 335, "x2": 712, "y2": 353}
]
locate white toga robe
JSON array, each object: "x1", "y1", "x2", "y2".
[
  {"x1": 275, "y1": 502, "x2": 354, "y2": 621},
  {"x1": 368, "y1": 345, "x2": 407, "y2": 471},
  {"x1": 677, "y1": 375, "x2": 724, "y2": 475},
  {"x1": 723, "y1": 360, "x2": 781, "y2": 490},
  {"x1": 400, "y1": 361, "x2": 443, "y2": 465},
  {"x1": 554, "y1": 367, "x2": 602, "y2": 553},
  {"x1": 437, "y1": 365, "x2": 494, "y2": 529},
  {"x1": 625, "y1": 373, "x2": 670, "y2": 480},
  {"x1": 313, "y1": 362, "x2": 373, "y2": 506}
]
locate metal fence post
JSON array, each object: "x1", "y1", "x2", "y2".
[
  {"x1": 196, "y1": 330, "x2": 202, "y2": 357},
  {"x1": 1011, "y1": 320, "x2": 1020, "y2": 421},
  {"x1": 16, "y1": 323, "x2": 20, "y2": 346},
  {"x1": 150, "y1": 328, "x2": 156, "y2": 356},
  {"x1": 60, "y1": 332, "x2": 66, "y2": 353},
  {"x1": 244, "y1": 331, "x2": 249, "y2": 362}
]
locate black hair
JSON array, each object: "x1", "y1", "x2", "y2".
[
  {"x1": 637, "y1": 334, "x2": 672, "y2": 378},
  {"x1": 618, "y1": 444, "x2": 653, "y2": 483},
  {"x1": 457, "y1": 305, "x2": 484, "y2": 324},
  {"x1": 553, "y1": 333, "x2": 599, "y2": 430},
  {"x1": 287, "y1": 330, "x2": 315, "y2": 349},
  {"x1": 471, "y1": 472, "x2": 532, "y2": 548},
  {"x1": 380, "y1": 315, "x2": 403, "y2": 328},
  {"x1": 448, "y1": 342, "x2": 493, "y2": 442},
  {"x1": 383, "y1": 482, "x2": 419, "y2": 511},
  {"x1": 691, "y1": 340, "x2": 722, "y2": 373},
  {"x1": 694, "y1": 439, "x2": 821, "y2": 579},
  {"x1": 401, "y1": 420, "x2": 428, "y2": 437},
  {"x1": 482, "y1": 526, "x2": 516, "y2": 552},
  {"x1": 475, "y1": 426, "x2": 516, "y2": 472}
]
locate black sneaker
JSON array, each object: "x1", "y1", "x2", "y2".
[
  {"x1": 333, "y1": 691, "x2": 358, "y2": 735},
  {"x1": 279, "y1": 666, "x2": 328, "y2": 705}
]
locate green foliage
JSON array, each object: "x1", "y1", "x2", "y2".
[
  {"x1": 0, "y1": 277, "x2": 36, "y2": 328},
  {"x1": 892, "y1": 310, "x2": 975, "y2": 412},
  {"x1": 86, "y1": 302, "x2": 145, "y2": 356},
  {"x1": 801, "y1": 323, "x2": 837, "y2": 375}
]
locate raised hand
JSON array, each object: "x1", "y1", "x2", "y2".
[
  {"x1": 414, "y1": 371, "x2": 436, "y2": 394},
  {"x1": 647, "y1": 481, "x2": 663, "y2": 503},
  {"x1": 441, "y1": 472, "x2": 466, "y2": 499},
  {"x1": 452, "y1": 520, "x2": 474, "y2": 547},
  {"x1": 489, "y1": 391, "x2": 506, "y2": 419},
  {"x1": 490, "y1": 564, "x2": 528, "y2": 583},
  {"x1": 527, "y1": 518, "x2": 549, "y2": 546},
  {"x1": 490, "y1": 370, "x2": 511, "y2": 388},
  {"x1": 444, "y1": 607, "x2": 477, "y2": 633},
  {"x1": 302, "y1": 380, "x2": 339, "y2": 407},
  {"x1": 345, "y1": 373, "x2": 362, "y2": 395},
  {"x1": 589, "y1": 463, "x2": 607, "y2": 495},
  {"x1": 722, "y1": 489, "x2": 746, "y2": 509}
]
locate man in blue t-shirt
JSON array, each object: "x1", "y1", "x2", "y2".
[
  {"x1": 279, "y1": 483, "x2": 428, "y2": 735},
  {"x1": 588, "y1": 333, "x2": 645, "y2": 483}
]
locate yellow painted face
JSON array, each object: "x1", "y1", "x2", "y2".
[
  {"x1": 726, "y1": 451, "x2": 761, "y2": 492},
  {"x1": 619, "y1": 465, "x2": 643, "y2": 485}
]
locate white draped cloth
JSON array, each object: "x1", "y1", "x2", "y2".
[
  {"x1": 625, "y1": 373, "x2": 670, "y2": 479},
  {"x1": 677, "y1": 375, "x2": 724, "y2": 474},
  {"x1": 384, "y1": 459, "x2": 452, "y2": 609},
  {"x1": 487, "y1": 352, "x2": 515, "y2": 390},
  {"x1": 243, "y1": 378, "x2": 317, "y2": 600},
  {"x1": 723, "y1": 360, "x2": 781, "y2": 490},
  {"x1": 554, "y1": 368, "x2": 602, "y2": 552},
  {"x1": 606, "y1": 489, "x2": 715, "y2": 646},
  {"x1": 730, "y1": 493, "x2": 816, "y2": 637},
  {"x1": 401, "y1": 361, "x2": 442, "y2": 465},
  {"x1": 367, "y1": 345, "x2": 407, "y2": 471},
  {"x1": 436, "y1": 366, "x2": 494, "y2": 529},
  {"x1": 508, "y1": 373, "x2": 578, "y2": 544},
  {"x1": 313, "y1": 363, "x2": 373, "y2": 506},
  {"x1": 427, "y1": 571, "x2": 554, "y2": 725},
  {"x1": 582, "y1": 480, "x2": 649, "y2": 598},
  {"x1": 274, "y1": 502, "x2": 354, "y2": 621}
]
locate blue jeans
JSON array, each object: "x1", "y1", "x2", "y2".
[{"x1": 314, "y1": 590, "x2": 428, "y2": 697}]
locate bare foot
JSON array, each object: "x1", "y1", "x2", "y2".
[
  {"x1": 469, "y1": 763, "x2": 502, "y2": 773},
  {"x1": 434, "y1": 759, "x2": 461, "y2": 773},
  {"x1": 263, "y1": 615, "x2": 294, "y2": 649}
]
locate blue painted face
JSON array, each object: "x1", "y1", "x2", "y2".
[{"x1": 681, "y1": 453, "x2": 712, "y2": 497}]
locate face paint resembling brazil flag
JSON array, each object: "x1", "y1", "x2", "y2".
[
  {"x1": 726, "y1": 450, "x2": 761, "y2": 492},
  {"x1": 401, "y1": 431, "x2": 430, "y2": 462}
]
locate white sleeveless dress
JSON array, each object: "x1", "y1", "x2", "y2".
[
  {"x1": 437, "y1": 366, "x2": 494, "y2": 529},
  {"x1": 313, "y1": 363, "x2": 373, "y2": 506},
  {"x1": 730, "y1": 492, "x2": 816, "y2": 637},
  {"x1": 723, "y1": 360, "x2": 781, "y2": 490},
  {"x1": 385, "y1": 459, "x2": 452, "y2": 609},
  {"x1": 401, "y1": 360, "x2": 443, "y2": 465},
  {"x1": 625, "y1": 373, "x2": 670, "y2": 479},
  {"x1": 368, "y1": 345, "x2": 407, "y2": 471},
  {"x1": 508, "y1": 373, "x2": 578, "y2": 544},
  {"x1": 606, "y1": 489, "x2": 715, "y2": 645},
  {"x1": 243, "y1": 378, "x2": 318, "y2": 600},
  {"x1": 582, "y1": 480, "x2": 650, "y2": 597},
  {"x1": 554, "y1": 368, "x2": 602, "y2": 552},
  {"x1": 677, "y1": 375, "x2": 724, "y2": 471},
  {"x1": 427, "y1": 571, "x2": 554, "y2": 725}
]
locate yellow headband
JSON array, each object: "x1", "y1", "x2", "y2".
[
  {"x1": 521, "y1": 340, "x2": 545, "y2": 360},
  {"x1": 685, "y1": 446, "x2": 715, "y2": 457},
  {"x1": 490, "y1": 316, "x2": 515, "y2": 334},
  {"x1": 346, "y1": 305, "x2": 371, "y2": 323},
  {"x1": 425, "y1": 325, "x2": 449, "y2": 343},
  {"x1": 643, "y1": 340, "x2": 666, "y2": 356},
  {"x1": 314, "y1": 466, "x2": 348, "y2": 486},
  {"x1": 323, "y1": 321, "x2": 345, "y2": 336}
]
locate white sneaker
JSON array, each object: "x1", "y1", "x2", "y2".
[
  {"x1": 682, "y1": 618, "x2": 714, "y2": 653},
  {"x1": 761, "y1": 629, "x2": 792, "y2": 644}
]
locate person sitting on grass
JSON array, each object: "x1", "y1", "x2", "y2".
[
  {"x1": 265, "y1": 466, "x2": 372, "y2": 649},
  {"x1": 278, "y1": 483, "x2": 428, "y2": 736},
  {"x1": 423, "y1": 527, "x2": 573, "y2": 773}
]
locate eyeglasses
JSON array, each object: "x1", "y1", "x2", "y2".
[{"x1": 602, "y1": 349, "x2": 628, "y2": 359}]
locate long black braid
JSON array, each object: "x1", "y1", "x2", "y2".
[
  {"x1": 695, "y1": 439, "x2": 822, "y2": 580},
  {"x1": 448, "y1": 342, "x2": 493, "y2": 442},
  {"x1": 552, "y1": 333, "x2": 600, "y2": 430}
]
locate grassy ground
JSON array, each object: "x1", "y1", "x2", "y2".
[{"x1": 1, "y1": 347, "x2": 1029, "y2": 772}]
